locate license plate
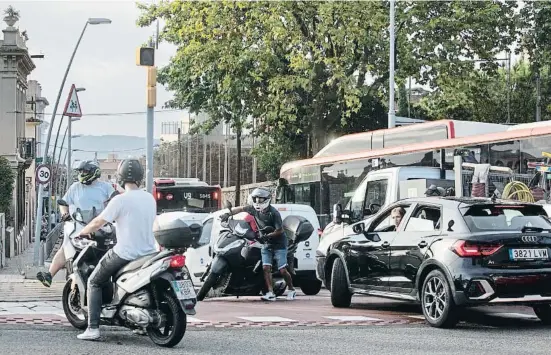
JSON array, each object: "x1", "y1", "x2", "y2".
[
  {"x1": 509, "y1": 248, "x2": 549, "y2": 260},
  {"x1": 171, "y1": 280, "x2": 196, "y2": 300}
]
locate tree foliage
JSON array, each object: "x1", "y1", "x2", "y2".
[{"x1": 0, "y1": 157, "x2": 14, "y2": 217}]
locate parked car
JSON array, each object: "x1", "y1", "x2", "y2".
[
  {"x1": 319, "y1": 196, "x2": 551, "y2": 328},
  {"x1": 198, "y1": 204, "x2": 323, "y2": 295}
]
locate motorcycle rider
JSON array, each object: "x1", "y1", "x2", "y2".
[
  {"x1": 220, "y1": 188, "x2": 297, "y2": 301},
  {"x1": 36, "y1": 160, "x2": 114, "y2": 287},
  {"x1": 75, "y1": 158, "x2": 157, "y2": 340}
]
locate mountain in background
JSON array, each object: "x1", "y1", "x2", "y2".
[{"x1": 51, "y1": 135, "x2": 161, "y2": 163}]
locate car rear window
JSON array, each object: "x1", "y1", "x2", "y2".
[{"x1": 462, "y1": 204, "x2": 551, "y2": 232}]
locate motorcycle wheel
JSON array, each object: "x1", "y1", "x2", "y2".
[
  {"x1": 196, "y1": 271, "x2": 219, "y2": 301},
  {"x1": 147, "y1": 292, "x2": 187, "y2": 348},
  {"x1": 62, "y1": 279, "x2": 87, "y2": 330}
]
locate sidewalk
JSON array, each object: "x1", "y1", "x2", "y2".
[{"x1": 0, "y1": 244, "x2": 65, "y2": 302}]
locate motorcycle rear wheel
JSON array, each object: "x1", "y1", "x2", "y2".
[
  {"x1": 147, "y1": 292, "x2": 187, "y2": 348},
  {"x1": 62, "y1": 279, "x2": 88, "y2": 330}
]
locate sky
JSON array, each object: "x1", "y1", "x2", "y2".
[{"x1": 1, "y1": 0, "x2": 185, "y2": 138}]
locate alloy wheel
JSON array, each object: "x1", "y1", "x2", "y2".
[{"x1": 423, "y1": 276, "x2": 447, "y2": 321}]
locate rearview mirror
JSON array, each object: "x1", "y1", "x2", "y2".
[
  {"x1": 333, "y1": 204, "x2": 343, "y2": 224},
  {"x1": 224, "y1": 200, "x2": 233, "y2": 210},
  {"x1": 352, "y1": 222, "x2": 365, "y2": 234},
  {"x1": 364, "y1": 232, "x2": 381, "y2": 242},
  {"x1": 57, "y1": 199, "x2": 68, "y2": 207}
]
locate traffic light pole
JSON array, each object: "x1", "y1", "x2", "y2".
[{"x1": 146, "y1": 105, "x2": 154, "y2": 193}]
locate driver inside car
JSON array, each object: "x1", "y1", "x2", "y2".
[{"x1": 37, "y1": 160, "x2": 114, "y2": 288}]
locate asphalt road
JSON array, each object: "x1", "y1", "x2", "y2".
[{"x1": 1, "y1": 323, "x2": 551, "y2": 355}]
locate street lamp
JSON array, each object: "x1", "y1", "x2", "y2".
[{"x1": 33, "y1": 17, "x2": 111, "y2": 266}]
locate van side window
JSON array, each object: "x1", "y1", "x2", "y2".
[{"x1": 365, "y1": 179, "x2": 388, "y2": 214}]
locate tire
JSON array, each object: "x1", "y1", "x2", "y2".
[
  {"x1": 420, "y1": 269, "x2": 460, "y2": 328},
  {"x1": 147, "y1": 292, "x2": 187, "y2": 348},
  {"x1": 62, "y1": 279, "x2": 88, "y2": 330},
  {"x1": 300, "y1": 279, "x2": 322, "y2": 296},
  {"x1": 533, "y1": 304, "x2": 551, "y2": 325},
  {"x1": 330, "y1": 258, "x2": 352, "y2": 308},
  {"x1": 196, "y1": 271, "x2": 219, "y2": 301}
]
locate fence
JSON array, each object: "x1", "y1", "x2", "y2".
[
  {"x1": 0, "y1": 213, "x2": 4, "y2": 268},
  {"x1": 222, "y1": 181, "x2": 277, "y2": 206},
  {"x1": 460, "y1": 167, "x2": 535, "y2": 198}
]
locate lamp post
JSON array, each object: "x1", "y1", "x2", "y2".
[
  {"x1": 33, "y1": 17, "x2": 111, "y2": 266},
  {"x1": 388, "y1": 0, "x2": 396, "y2": 128}
]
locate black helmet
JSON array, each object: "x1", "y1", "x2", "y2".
[
  {"x1": 117, "y1": 158, "x2": 144, "y2": 187},
  {"x1": 76, "y1": 160, "x2": 101, "y2": 185}
]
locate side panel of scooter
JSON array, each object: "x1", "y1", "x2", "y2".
[{"x1": 115, "y1": 258, "x2": 167, "y2": 294}]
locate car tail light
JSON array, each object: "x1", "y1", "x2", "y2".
[
  {"x1": 169, "y1": 255, "x2": 186, "y2": 268},
  {"x1": 452, "y1": 240, "x2": 503, "y2": 257}
]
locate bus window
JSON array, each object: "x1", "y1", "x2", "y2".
[
  {"x1": 489, "y1": 140, "x2": 520, "y2": 172},
  {"x1": 155, "y1": 186, "x2": 220, "y2": 214},
  {"x1": 521, "y1": 136, "x2": 551, "y2": 173}
]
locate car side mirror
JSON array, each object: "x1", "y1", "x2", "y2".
[
  {"x1": 57, "y1": 199, "x2": 68, "y2": 207},
  {"x1": 333, "y1": 204, "x2": 343, "y2": 224},
  {"x1": 352, "y1": 222, "x2": 365, "y2": 234},
  {"x1": 447, "y1": 220, "x2": 455, "y2": 232},
  {"x1": 364, "y1": 232, "x2": 381, "y2": 242},
  {"x1": 224, "y1": 200, "x2": 233, "y2": 210}
]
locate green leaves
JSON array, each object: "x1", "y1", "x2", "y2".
[{"x1": 0, "y1": 156, "x2": 14, "y2": 217}]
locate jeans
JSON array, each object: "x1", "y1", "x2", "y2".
[
  {"x1": 87, "y1": 249, "x2": 129, "y2": 328},
  {"x1": 261, "y1": 247, "x2": 288, "y2": 270}
]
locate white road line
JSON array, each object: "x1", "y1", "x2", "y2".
[
  {"x1": 490, "y1": 312, "x2": 537, "y2": 319},
  {"x1": 187, "y1": 317, "x2": 206, "y2": 323},
  {"x1": 406, "y1": 315, "x2": 426, "y2": 320},
  {"x1": 323, "y1": 316, "x2": 382, "y2": 321},
  {"x1": 238, "y1": 316, "x2": 296, "y2": 322}
]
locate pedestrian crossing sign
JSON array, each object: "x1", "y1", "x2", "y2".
[{"x1": 62, "y1": 84, "x2": 82, "y2": 117}]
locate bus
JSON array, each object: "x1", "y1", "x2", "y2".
[
  {"x1": 153, "y1": 178, "x2": 222, "y2": 214},
  {"x1": 278, "y1": 120, "x2": 551, "y2": 227}
]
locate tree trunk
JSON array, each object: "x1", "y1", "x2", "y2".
[{"x1": 235, "y1": 128, "x2": 242, "y2": 206}]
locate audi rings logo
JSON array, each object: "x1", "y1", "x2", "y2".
[{"x1": 521, "y1": 236, "x2": 539, "y2": 243}]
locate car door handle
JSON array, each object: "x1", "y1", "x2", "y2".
[
  {"x1": 418, "y1": 241, "x2": 428, "y2": 248},
  {"x1": 381, "y1": 241, "x2": 390, "y2": 249}
]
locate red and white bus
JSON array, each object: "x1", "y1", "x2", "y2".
[
  {"x1": 278, "y1": 120, "x2": 551, "y2": 227},
  {"x1": 153, "y1": 178, "x2": 222, "y2": 214}
]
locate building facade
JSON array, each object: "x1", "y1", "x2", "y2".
[{"x1": 0, "y1": 13, "x2": 38, "y2": 256}]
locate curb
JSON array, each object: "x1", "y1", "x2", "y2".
[{"x1": 0, "y1": 315, "x2": 424, "y2": 328}]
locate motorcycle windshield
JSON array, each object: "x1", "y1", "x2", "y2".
[{"x1": 70, "y1": 208, "x2": 97, "y2": 224}]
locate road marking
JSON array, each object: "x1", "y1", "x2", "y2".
[
  {"x1": 238, "y1": 316, "x2": 296, "y2": 322},
  {"x1": 406, "y1": 315, "x2": 425, "y2": 320},
  {"x1": 187, "y1": 317, "x2": 206, "y2": 323},
  {"x1": 323, "y1": 316, "x2": 382, "y2": 321}
]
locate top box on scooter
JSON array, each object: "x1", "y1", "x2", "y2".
[
  {"x1": 153, "y1": 213, "x2": 202, "y2": 249},
  {"x1": 282, "y1": 216, "x2": 314, "y2": 244}
]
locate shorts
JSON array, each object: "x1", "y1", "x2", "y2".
[{"x1": 261, "y1": 247, "x2": 287, "y2": 270}]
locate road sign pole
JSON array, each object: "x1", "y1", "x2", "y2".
[{"x1": 67, "y1": 116, "x2": 72, "y2": 190}]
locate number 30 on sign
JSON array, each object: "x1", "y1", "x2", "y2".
[{"x1": 36, "y1": 164, "x2": 51, "y2": 184}]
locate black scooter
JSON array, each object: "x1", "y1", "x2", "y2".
[{"x1": 196, "y1": 201, "x2": 313, "y2": 301}]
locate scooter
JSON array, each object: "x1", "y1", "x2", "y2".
[
  {"x1": 62, "y1": 202, "x2": 199, "y2": 348},
  {"x1": 196, "y1": 201, "x2": 314, "y2": 301}
]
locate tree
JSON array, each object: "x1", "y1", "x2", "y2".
[{"x1": 0, "y1": 156, "x2": 14, "y2": 218}]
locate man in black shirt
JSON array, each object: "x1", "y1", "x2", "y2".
[{"x1": 221, "y1": 188, "x2": 296, "y2": 301}]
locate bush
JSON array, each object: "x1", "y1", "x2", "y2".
[{"x1": 0, "y1": 156, "x2": 14, "y2": 216}]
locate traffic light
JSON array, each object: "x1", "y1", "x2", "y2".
[{"x1": 136, "y1": 47, "x2": 155, "y2": 66}]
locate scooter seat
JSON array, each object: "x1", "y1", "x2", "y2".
[{"x1": 115, "y1": 252, "x2": 158, "y2": 278}]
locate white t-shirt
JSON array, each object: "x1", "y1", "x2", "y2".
[
  {"x1": 99, "y1": 189, "x2": 157, "y2": 261},
  {"x1": 63, "y1": 180, "x2": 114, "y2": 221}
]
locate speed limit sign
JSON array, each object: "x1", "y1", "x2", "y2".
[{"x1": 36, "y1": 164, "x2": 51, "y2": 185}]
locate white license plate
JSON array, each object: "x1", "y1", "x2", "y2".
[
  {"x1": 171, "y1": 280, "x2": 196, "y2": 300},
  {"x1": 509, "y1": 248, "x2": 549, "y2": 260}
]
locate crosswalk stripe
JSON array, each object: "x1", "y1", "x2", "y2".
[
  {"x1": 238, "y1": 316, "x2": 296, "y2": 322},
  {"x1": 323, "y1": 316, "x2": 382, "y2": 321}
]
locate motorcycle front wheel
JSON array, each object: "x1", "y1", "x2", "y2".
[
  {"x1": 62, "y1": 279, "x2": 87, "y2": 330},
  {"x1": 196, "y1": 271, "x2": 219, "y2": 301},
  {"x1": 147, "y1": 292, "x2": 187, "y2": 348}
]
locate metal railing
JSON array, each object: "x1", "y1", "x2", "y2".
[{"x1": 42, "y1": 223, "x2": 62, "y2": 264}]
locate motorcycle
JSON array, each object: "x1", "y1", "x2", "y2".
[
  {"x1": 62, "y1": 204, "x2": 199, "y2": 348},
  {"x1": 196, "y1": 201, "x2": 314, "y2": 301}
]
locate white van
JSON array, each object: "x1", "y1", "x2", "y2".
[{"x1": 197, "y1": 203, "x2": 323, "y2": 295}]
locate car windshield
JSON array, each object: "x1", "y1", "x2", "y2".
[{"x1": 462, "y1": 204, "x2": 551, "y2": 232}]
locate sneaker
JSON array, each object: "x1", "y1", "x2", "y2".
[
  {"x1": 77, "y1": 327, "x2": 100, "y2": 340},
  {"x1": 287, "y1": 290, "x2": 297, "y2": 300},
  {"x1": 261, "y1": 291, "x2": 276, "y2": 301},
  {"x1": 36, "y1": 271, "x2": 52, "y2": 288},
  {"x1": 133, "y1": 328, "x2": 147, "y2": 336}
]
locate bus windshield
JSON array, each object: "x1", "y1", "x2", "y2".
[{"x1": 155, "y1": 186, "x2": 220, "y2": 214}]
